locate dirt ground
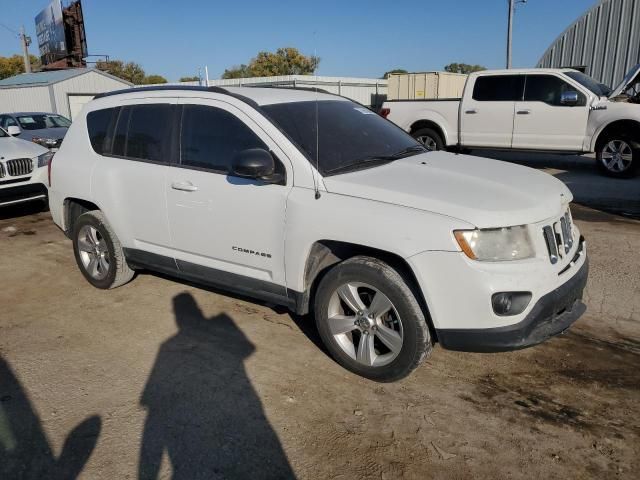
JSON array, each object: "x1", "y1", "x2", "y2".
[{"x1": 1, "y1": 167, "x2": 639, "y2": 479}]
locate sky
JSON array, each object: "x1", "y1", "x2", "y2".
[{"x1": 1, "y1": 0, "x2": 596, "y2": 81}]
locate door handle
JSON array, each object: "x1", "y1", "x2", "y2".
[
  {"x1": 171, "y1": 181, "x2": 198, "y2": 192},
  {"x1": 517, "y1": 109, "x2": 531, "y2": 115},
  {"x1": 465, "y1": 109, "x2": 478, "y2": 114}
]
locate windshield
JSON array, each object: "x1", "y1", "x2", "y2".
[
  {"x1": 565, "y1": 71, "x2": 610, "y2": 96},
  {"x1": 17, "y1": 114, "x2": 71, "y2": 130},
  {"x1": 0, "y1": 127, "x2": 7, "y2": 138},
  {"x1": 262, "y1": 100, "x2": 423, "y2": 176}
]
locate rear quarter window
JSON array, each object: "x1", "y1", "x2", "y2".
[{"x1": 87, "y1": 108, "x2": 118, "y2": 155}]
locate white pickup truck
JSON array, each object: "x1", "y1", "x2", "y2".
[{"x1": 381, "y1": 66, "x2": 640, "y2": 178}]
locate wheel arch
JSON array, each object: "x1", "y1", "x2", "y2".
[
  {"x1": 592, "y1": 119, "x2": 640, "y2": 151},
  {"x1": 409, "y1": 119, "x2": 447, "y2": 146},
  {"x1": 294, "y1": 240, "x2": 437, "y2": 340},
  {"x1": 63, "y1": 197, "x2": 101, "y2": 237}
]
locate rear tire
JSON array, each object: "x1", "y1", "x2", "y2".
[
  {"x1": 72, "y1": 211, "x2": 134, "y2": 289},
  {"x1": 412, "y1": 128, "x2": 444, "y2": 152},
  {"x1": 314, "y1": 256, "x2": 432, "y2": 382},
  {"x1": 596, "y1": 135, "x2": 638, "y2": 178}
]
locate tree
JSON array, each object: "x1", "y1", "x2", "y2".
[
  {"x1": 444, "y1": 63, "x2": 486, "y2": 74},
  {"x1": 222, "y1": 48, "x2": 319, "y2": 79},
  {"x1": 0, "y1": 54, "x2": 41, "y2": 80},
  {"x1": 179, "y1": 76, "x2": 200, "y2": 82},
  {"x1": 222, "y1": 64, "x2": 252, "y2": 79},
  {"x1": 143, "y1": 74, "x2": 167, "y2": 84},
  {"x1": 382, "y1": 69, "x2": 408, "y2": 79},
  {"x1": 96, "y1": 59, "x2": 166, "y2": 85}
]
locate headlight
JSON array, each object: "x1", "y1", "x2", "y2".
[
  {"x1": 35, "y1": 151, "x2": 54, "y2": 168},
  {"x1": 32, "y1": 137, "x2": 59, "y2": 148},
  {"x1": 454, "y1": 226, "x2": 534, "y2": 261}
]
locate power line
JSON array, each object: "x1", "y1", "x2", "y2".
[{"x1": 0, "y1": 22, "x2": 20, "y2": 37}]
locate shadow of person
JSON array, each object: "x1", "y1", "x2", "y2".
[
  {"x1": 0, "y1": 355, "x2": 101, "y2": 480},
  {"x1": 138, "y1": 293, "x2": 296, "y2": 480}
]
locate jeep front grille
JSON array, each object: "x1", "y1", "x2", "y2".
[
  {"x1": 542, "y1": 210, "x2": 574, "y2": 264},
  {"x1": 5, "y1": 158, "x2": 33, "y2": 177}
]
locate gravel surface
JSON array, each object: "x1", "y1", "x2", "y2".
[{"x1": 0, "y1": 170, "x2": 639, "y2": 479}]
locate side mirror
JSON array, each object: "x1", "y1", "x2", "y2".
[
  {"x1": 7, "y1": 125, "x2": 21, "y2": 136},
  {"x1": 231, "y1": 148, "x2": 283, "y2": 184},
  {"x1": 560, "y1": 91, "x2": 579, "y2": 106}
]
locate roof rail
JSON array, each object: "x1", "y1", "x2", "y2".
[
  {"x1": 247, "y1": 85, "x2": 331, "y2": 94},
  {"x1": 93, "y1": 85, "x2": 229, "y2": 100}
]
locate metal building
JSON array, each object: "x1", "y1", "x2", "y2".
[
  {"x1": 160, "y1": 75, "x2": 388, "y2": 109},
  {"x1": 0, "y1": 68, "x2": 132, "y2": 119},
  {"x1": 537, "y1": 0, "x2": 640, "y2": 88}
]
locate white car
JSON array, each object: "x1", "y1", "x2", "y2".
[
  {"x1": 0, "y1": 126, "x2": 52, "y2": 208},
  {"x1": 381, "y1": 65, "x2": 640, "y2": 178},
  {"x1": 48, "y1": 86, "x2": 588, "y2": 381}
]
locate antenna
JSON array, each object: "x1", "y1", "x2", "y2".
[{"x1": 313, "y1": 32, "x2": 321, "y2": 200}]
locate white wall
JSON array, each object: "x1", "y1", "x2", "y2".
[
  {"x1": 0, "y1": 86, "x2": 53, "y2": 113},
  {"x1": 52, "y1": 71, "x2": 130, "y2": 118}
]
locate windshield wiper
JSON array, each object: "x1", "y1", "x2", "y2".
[
  {"x1": 384, "y1": 145, "x2": 427, "y2": 159},
  {"x1": 324, "y1": 145, "x2": 427, "y2": 176}
]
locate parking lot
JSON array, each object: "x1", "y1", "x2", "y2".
[{"x1": 1, "y1": 156, "x2": 639, "y2": 479}]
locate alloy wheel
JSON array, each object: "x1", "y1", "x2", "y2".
[
  {"x1": 77, "y1": 225, "x2": 110, "y2": 280},
  {"x1": 601, "y1": 140, "x2": 633, "y2": 173},
  {"x1": 416, "y1": 135, "x2": 438, "y2": 151},
  {"x1": 327, "y1": 282, "x2": 404, "y2": 367}
]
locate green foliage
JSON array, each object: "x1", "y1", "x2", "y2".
[
  {"x1": 0, "y1": 54, "x2": 41, "y2": 80},
  {"x1": 222, "y1": 48, "x2": 320, "y2": 79},
  {"x1": 143, "y1": 74, "x2": 168, "y2": 85},
  {"x1": 179, "y1": 76, "x2": 200, "y2": 82},
  {"x1": 96, "y1": 60, "x2": 166, "y2": 85},
  {"x1": 382, "y1": 69, "x2": 408, "y2": 79},
  {"x1": 444, "y1": 63, "x2": 486, "y2": 74}
]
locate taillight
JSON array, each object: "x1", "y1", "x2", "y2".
[
  {"x1": 47, "y1": 154, "x2": 53, "y2": 187},
  {"x1": 379, "y1": 107, "x2": 390, "y2": 119}
]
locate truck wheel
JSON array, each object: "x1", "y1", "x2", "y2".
[
  {"x1": 72, "y1": 210, "x2": 135, "y2": 289},
  {"x1": 596, "y1": 136, "x2": 638, "y2": 178},
  {"x1": 412, "y1": 128, "x2": 443, "y2": 151},
  {"x1": 314, "y1": 256, "x2": 432, "y2": 382}
]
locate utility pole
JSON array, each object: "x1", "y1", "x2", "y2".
[
  {"x1": 20, "y1": 25, "x2": 32, "y2": 73},
  {"x1": 506, "y1": 0, "x2": 527, "y2": 69},
  {"x1": 506, "y1": 0, "x2": 514, "y2": 69}
]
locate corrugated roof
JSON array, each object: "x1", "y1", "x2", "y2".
[{"x1": 0, "y1": 68, "x2": 93, "y2": 87}]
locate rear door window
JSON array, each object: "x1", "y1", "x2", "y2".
[
  {"x1": 125, "y1": 104, "x2": 173, "y2": 162},
  {"x1": 472, "y1": 75, "x2": 524, "y2": 101}
]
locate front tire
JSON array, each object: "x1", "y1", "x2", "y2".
[
  {"x1": 72, "y1": 211, "x2": 134, "y2": 289},
  {"x1": 314, "y1": 256, "x2": 432, "y2": 382},
  {"x1": 596, "y1": 136, "x2": 638, "y2": 178}
]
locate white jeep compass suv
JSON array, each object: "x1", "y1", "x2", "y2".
[
  {"x1": 49, "y1": 86, "x2": 588, "y2": 381},
  {"x1": 0, "y1": 126, "x2": 52, "y2": 208}
]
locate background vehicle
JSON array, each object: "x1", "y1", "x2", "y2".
[
  {"x1": 381, "y1": 66, "x2": 640, "y2": 178},
  {"x1": 49, "y1": 86, "x2": 587, "y2": 382},
  {"x1": 0, "y1": 112, "x2": 71, "y2": 150},
  {"x1": 0, "y1": 126, "x2": 52, "y2": 208}
]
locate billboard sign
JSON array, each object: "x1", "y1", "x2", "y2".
[{"x1": 35, "y1": 1, "x2": 67, "y2": 64}]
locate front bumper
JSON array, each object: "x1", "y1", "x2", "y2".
[
  {"x1": 436, "y1": 255, "x2": 589, "y2": 352},
  {"x1": 0, "y1": 182, "x2": 48, "y2": 207}
]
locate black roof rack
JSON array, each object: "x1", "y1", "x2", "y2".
[{"x1": 93, "y1": 85, "x2": 230, "y2": 99}]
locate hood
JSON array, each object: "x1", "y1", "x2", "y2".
[
  {"x1": 18, "y1": 127, "x2": 68, "y2": 140},
  {"x1": 0, "y1": 135, "x2": 49, "y2": 160},
  {"x1": 609, "y1": 63, "x2": 640, "y2": 99},
  {"x1": 322, "y1": 152, "x2": 571, "y2": 228}
]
